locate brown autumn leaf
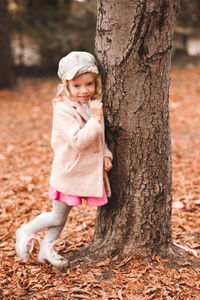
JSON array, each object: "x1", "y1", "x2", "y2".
[{"x1": 0, "y1": 68, "x2": 200, "y2": 299}]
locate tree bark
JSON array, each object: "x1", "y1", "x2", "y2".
[
  {"x1": 89, "y1": 0, "x2": 179, "y2": 258},
  {"x1": 0, "y1": 0, "x2": 14, "y2": 89}
]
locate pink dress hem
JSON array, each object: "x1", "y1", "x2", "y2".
[{"x1": 49, "y1": 185, "x2": 108, "y2": 207}]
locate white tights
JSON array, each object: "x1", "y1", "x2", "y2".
[{"x1": 24, "y1": 200, "x2": 72, "y2": 243}]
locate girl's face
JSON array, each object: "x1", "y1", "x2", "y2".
[{"x1": 68, "y1": 72, "x2": 96, "y2": 104}]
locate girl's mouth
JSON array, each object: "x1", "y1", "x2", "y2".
[{"x1": 79, "y1": 96, "x2": 90, "y2": 101}]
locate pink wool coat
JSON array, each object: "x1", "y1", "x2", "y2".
[{"x1": 49, "y1": 97, "x2": 113, "y2": 198}]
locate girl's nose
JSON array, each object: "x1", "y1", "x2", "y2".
[{"x1": 80, "y1": 86, "x2": 87, "y2": 93}]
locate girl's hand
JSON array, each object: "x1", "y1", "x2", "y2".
[
  {"x1": 104, "y1": 157, "x2": 112, "y2": 172},
  {"x1": 89, "y1": 100, "x2": 103, "y2": 123}
]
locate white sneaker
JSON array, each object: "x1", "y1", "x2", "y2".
[
  {"x1": 15, "y1": 225, "x2": 37, "y2": 259},
  {"x1": 38, "y1": 240, "x2": 68, "y2": 268}
]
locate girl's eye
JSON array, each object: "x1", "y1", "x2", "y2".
[
  {"x1": 73, "y1": 85, "x2": 79, "y2": 88},
  {"x1": 88, "y1": 82, "x2": 94, "y2": 86}
]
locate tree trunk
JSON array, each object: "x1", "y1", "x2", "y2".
[
  {"x1": 89, "y1": 0, "x2": 179, "y2": 258},
  {"x1": 0, "y1": 0, "x2": 14, "y2": 89}
]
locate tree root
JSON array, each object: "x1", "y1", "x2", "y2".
[
  {"x1": 61, "y1": 241, "x2": 200, "y2": 272},
  {"x1": 161, "y1": 242, "x2": 200, "y2": 270}
]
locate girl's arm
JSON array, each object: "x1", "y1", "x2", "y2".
[
  {"x1": 52, "y1": 103, "x2": 102, "y2": 152},
  {"x1": 104, "y1": 142, "x2": 113, "y2": 172},
  {"x1": 104, "y1": 142, "x2": 113, "y2": 160}
]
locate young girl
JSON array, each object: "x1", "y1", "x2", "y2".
[{"x1": 15, "y1": 51, "x2": 113, "y2": 267}]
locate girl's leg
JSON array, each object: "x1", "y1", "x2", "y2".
[
  {"x1": 16, "y1": 200, "x2": 72, "y2": 260},
  {"x1": 38, "y1": 202, "x2": 71, "y2": 267},
  {"x1": 23, "y1": 200, "x2": 71, "y2": 234},
  {"x1": 42, "y1": 201, "x2": 71, "y2": 244}
]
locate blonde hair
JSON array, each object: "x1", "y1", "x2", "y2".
[{"x1": 53, "y1": 73, "x2": 102, "y2": 104}]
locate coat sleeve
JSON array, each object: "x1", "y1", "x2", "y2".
[
  {"x1": 52, "y1": 103, "x2": 102, "y2": 152},
  {"x1": 104, "y1": 142, "x2": 113, "y2": 160}
]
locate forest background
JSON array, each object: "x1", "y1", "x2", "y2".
[
  {"x1": 5, "y1": 0, "x2": 200, "y2": 75},
  {"x1": 0, "y1": 0, "x2": 200, "y2": 299}
]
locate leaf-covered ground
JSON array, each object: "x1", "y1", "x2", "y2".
[{"x1": 0, "y1": 67, "x2": 200, "y2": 299}]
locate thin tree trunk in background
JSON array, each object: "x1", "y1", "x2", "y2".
[
  {"x1": 89, "y1": 0, "x2": 179, "y2": 258},
  {"x1": 0, "y1": 0, "x2": 14, "y2": 89}
]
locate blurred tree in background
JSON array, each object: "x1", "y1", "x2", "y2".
[
  {"x1": 176, "y1": 0, "x2": 200, "y2": 31},
  {"x1": 0, "y1": 0, "x2": 199, "y2": 81},
  {"x1": 9, "y1": 0, "x2": 96, "y2": 71},
  {"x1": 0, "y1": 0, "x2": 14, "y2": 88},
  {"x1": 174, "y1": 0, "x2": 200, "y2": 57}
]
